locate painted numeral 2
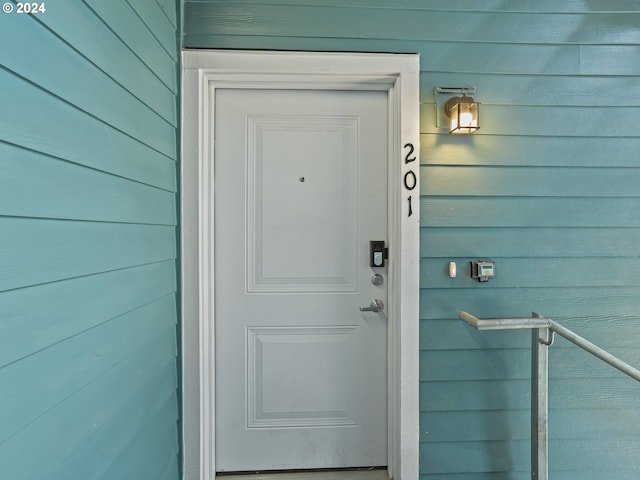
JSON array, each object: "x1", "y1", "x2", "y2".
[
  {"x1": 404, "y1": 143, "x2": 416, "y2": 164},
  {"x1": 403, "y1": 143, "x2": 417, "y2": 217}
]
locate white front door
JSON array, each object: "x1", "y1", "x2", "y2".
[{"x1": 214, "y1": 87, "x2": 389, "y2": 472}]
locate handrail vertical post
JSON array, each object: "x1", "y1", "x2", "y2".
[{"x1": 531, "y1": 322, "x2": 550, "y2": 480}]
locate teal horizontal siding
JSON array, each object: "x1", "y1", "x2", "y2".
[
  {"x1": 42, "y1": 359, "x2": 178, "y2": 480},
  {"x1": 421, "y1": 73, "x2": 640, "y2": 106},
  {"x1": 422, "y1": 378, "x2": 639, "y2": 412},
  {"x1": 95, "y1": 397, "x2": 179, "y2": 480},
  {"x1": 36, "y1": 1, "x2": 176, "y2": 122},
  {"x1": 0, "y1": 263, "x2": 177, "y2": 368},
  {"x1": 0, "y1": 220, "x2": 175, "y2": 292},
  {"x1": 422, "y1": 439, "x2": 640, "y2": 475},
  {"x1": 1, "y1": 1, "x2": 179, "y2": 479},
  {"x1": 0, "y1": 307, "x2": 177, "y2": 478},
  {"x1": 185, "y1": 4, "x2": 640, "y2": 45},
  {"x1": 423, "y1": 408, "x2": 640, "y2": 443},
  {"x1": 157, "y1": 0, "x2": 178, "y2": 28},
  {"x1": 580, "y1": 46, "x2": 640, "y2": 75},
  {"x1": 422, "y1": 287, "x2": 640, "y2": 319},
  {"x1": 421, "y1": 227, "x2": 640, "y2": 257},
  {"x1": 0, "y1": 146, "x2": 175, "y2": 224},
  {"x1": 1, "y1": 13, "x2": 176, "y2": 158},
  {"x1": 86, "y1": 0, "x2": 177, "y2": 91},
  {"x1": 185, "y1": 0, "x2": 640, "y2": 13},
  {"x1": 421, "y1": 198, "x2": 640, "y2": 227},
  {"x1": 0, "y1": 70, "x2": 175, "y2": 189},
  {"x1": 127, "y1": 0, "x2": 178, "y2": 58},
  {"x1": 421, "y1": 135, "x2": 640, "y2": 167},
  {"x1": 0, "y1": 297, "x2": 176, "y2": 444},
  {"x1": 184, "y1": 1, "x2": 640, "y2": 479},
  {"x1": 422, "y1": 166, "x2": 640, "y2": 197}
]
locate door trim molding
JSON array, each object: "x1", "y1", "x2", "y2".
[{"x1": 181, "y1": 50, "x2": 420, "y2": 480}]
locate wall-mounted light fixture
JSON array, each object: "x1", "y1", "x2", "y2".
[{"x1": 435, "y1": 87, "x2": 480, "y2": 135}]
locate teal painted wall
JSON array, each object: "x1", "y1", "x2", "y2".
[
  {"x1": 0, "y1": 1, "x2": 181, "y2": 479},
  {"x1": 184, "y1": 1, "x2": 640, "y2": 479}
]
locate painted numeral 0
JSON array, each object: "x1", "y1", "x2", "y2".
[
  {"x1": 403, "y1": 171, "x2": 417, "y2": 190},
  {"x1": 403, "y1": 143, "x2": 417, "y2": 217}
]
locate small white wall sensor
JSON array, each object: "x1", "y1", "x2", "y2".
[{"x1": 449, "y1": 261, "x2": 457, "y2": 278}]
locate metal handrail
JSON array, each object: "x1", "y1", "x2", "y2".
[
  {"x1": 458, "y1": 311, "x2": 640, "y2": 480},
  {"x1": 459, "y1": 311, "x2": 551, "y2": 330},
  {"x1": 459, "y1": 311, "x2": 640, "y2": 381}
]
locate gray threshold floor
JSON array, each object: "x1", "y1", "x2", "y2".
[{"x1": 219, "y1": 469, "x2": 390, "y2": 480}]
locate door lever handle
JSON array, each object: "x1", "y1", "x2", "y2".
[{"x1": 359, "y1": 299, "x2": 384, "y2": 313}]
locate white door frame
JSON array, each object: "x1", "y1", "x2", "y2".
[{"x1": 181, "y1": 50, "x2": 420, "y2": 480}]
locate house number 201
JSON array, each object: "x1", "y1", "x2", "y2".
[{"x1": 403, "y1": 143, "x2": 417, "y2": 217}]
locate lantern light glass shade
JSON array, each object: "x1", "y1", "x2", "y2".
[{"x1": 444, "y1": 94, "x2": 480, "y2": 134}]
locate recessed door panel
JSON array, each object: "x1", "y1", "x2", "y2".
[
  {"x1": 247, "y1": 326, "x2": 357, "y2": 428},
  {"x1": 247, "y1": 114, "x2": 358, "y2": 292}
]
